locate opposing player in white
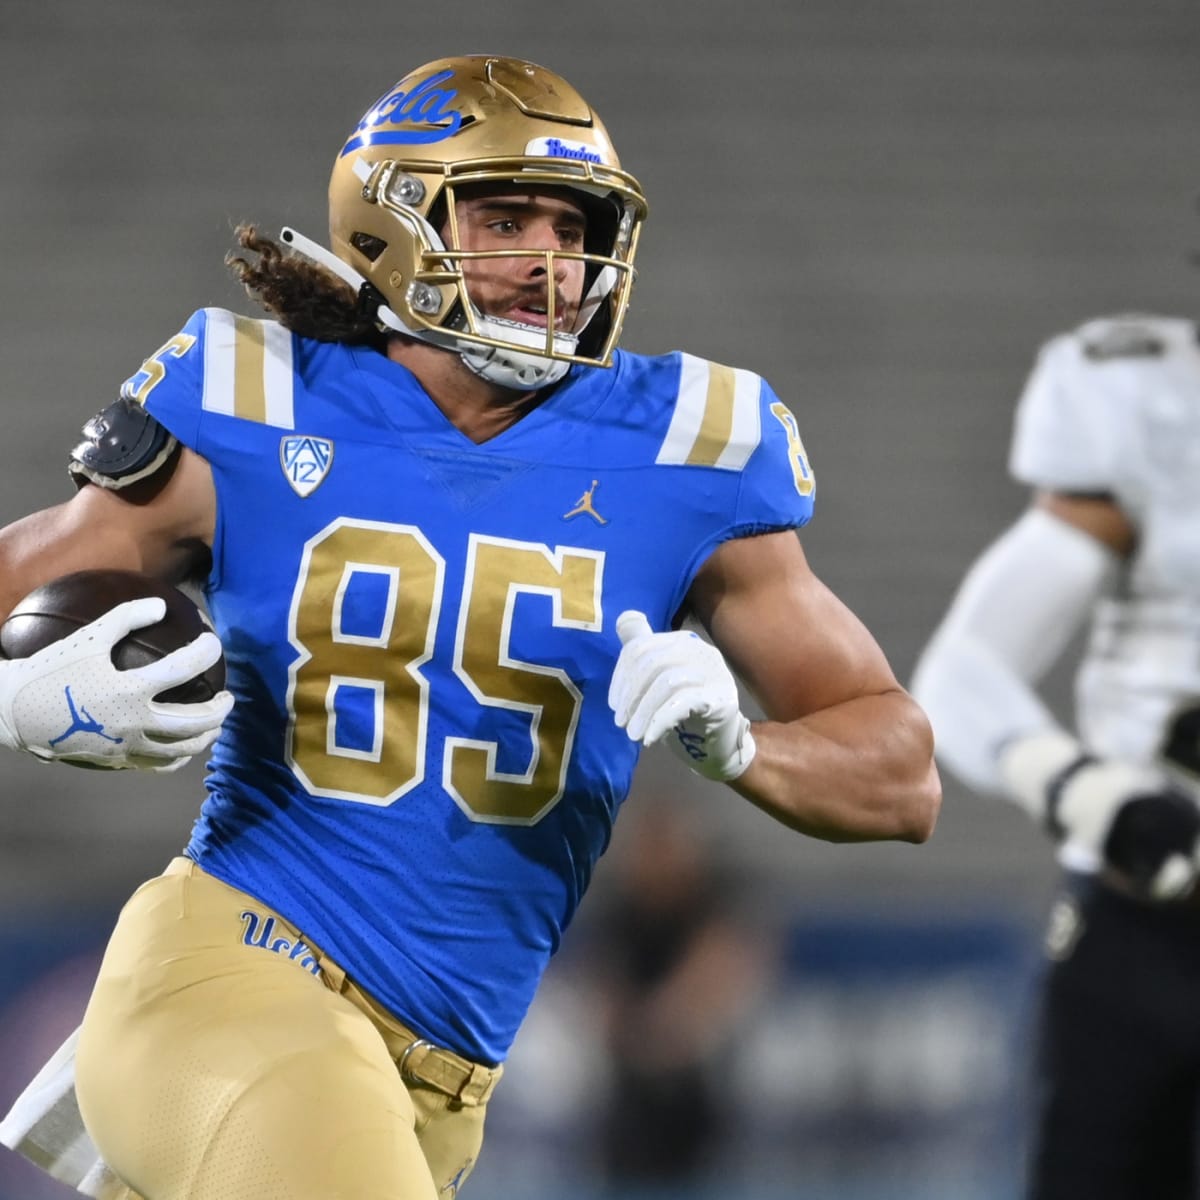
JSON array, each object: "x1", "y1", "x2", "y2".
[{"x1": 912, "y1": 313, "x2": 1200, "y2": 1200}]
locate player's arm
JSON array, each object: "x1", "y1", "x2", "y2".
[
  {"x1": 693, "y1": 530, "x2": 940, "y2": 842},
  {"x1": 0, "y1": 442, "x2": 228, "y2": 771},
  {"x1": 1036, "y1": 490, "x2": 1135, "y2": 553},
  {"x1": 911, "y1": 490, "x2": 1200, "y2": 899},
  {"x1": 611, "y1": 529, "x2": 941, "y2": 844},
  {"x1": 911, "y1": 489, "x2": 1129, "y2": 797},
  {"x1": 0, "y1": 445, "x2": 216, "y2": 621}
]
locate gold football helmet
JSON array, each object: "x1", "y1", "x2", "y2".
[{"x1": 281, "y1": 55, "x2": 648, "y2": 389}]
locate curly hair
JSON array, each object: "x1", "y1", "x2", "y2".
[{"x1": 224, "y1": 224, "x2": 386, "y2": 347}]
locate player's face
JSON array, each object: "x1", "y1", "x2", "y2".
[{"x1": 450, "y1": 188, "x2": 588, "y2": 334}]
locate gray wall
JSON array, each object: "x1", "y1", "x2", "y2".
[{"x1": 2, "y1": 0, "x2": 1198, "y2": 918}]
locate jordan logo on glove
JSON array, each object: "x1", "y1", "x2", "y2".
[
  {"x1": 0, "y1": 596, "x2": 233, "y2": 772},
  {"x1": 48, "y1": 686, "x2": 123, "y2": 747}
]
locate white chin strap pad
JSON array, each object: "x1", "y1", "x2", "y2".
[{"x1": 458, "y1": 318, "x2": 577, "y2": 390}]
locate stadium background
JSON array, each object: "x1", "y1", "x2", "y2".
[{"x1": 1, "y1": 2, "x2": 1197, "y2": 1196}]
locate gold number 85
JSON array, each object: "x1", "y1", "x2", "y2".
[{"x1": 287, "y1": 519, "x2": 603, "y2": 825}]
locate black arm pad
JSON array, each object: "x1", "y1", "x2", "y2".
[{"x1": 67, "y1": 398, "x2": 179, "y2": 491}]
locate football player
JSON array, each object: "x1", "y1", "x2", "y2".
[
  {"x1": 0, "y1": 56, "x2": 940, "y2": 1199},
  {"x1": 912, "y1": 313, "x2": 1200, "y2": 1199}
]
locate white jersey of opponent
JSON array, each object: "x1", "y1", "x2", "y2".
[{"x1": 1011, "y1": 313, "x2": 1200, "y2": 785}]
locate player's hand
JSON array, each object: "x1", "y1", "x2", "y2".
[
  {"x1": 608, "y1": 610, "x2": 756, "y2": 782},
  {"x1": 0, "y1": 598, "x2": 234, "y2": 771},
  {"x1": 1100, "y1": 788, "x2": 1200, "y2": 901},
  {"x1": 1001, "y1": 730, "x2": 1200, "y2": 901}
]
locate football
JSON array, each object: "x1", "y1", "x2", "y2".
[{"x1": 0, "y1": 569, "x2": 225, "y2": 703}]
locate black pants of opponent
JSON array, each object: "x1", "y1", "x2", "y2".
[{"x1": 1027, "y1": 870, "x2": 1200, "y2": 1200}]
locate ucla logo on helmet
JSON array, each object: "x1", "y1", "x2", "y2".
[
  {"x1": 525, "y1": 136, "x2": 603, "y2": 164},
  {"x1": 341, "y1": 69, "x2": 464, "y2": 155}
]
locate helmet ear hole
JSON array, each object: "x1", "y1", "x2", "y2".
[{"x1": 350, "y1": 233, "x2": 388, "y2": 262}]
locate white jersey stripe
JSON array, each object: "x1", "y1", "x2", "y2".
[
  {"x1": 261, "y1": 320, "x2": 296, "y2": 429},
  {"x1": 201, "y1": 308, "x2": 237, "y2": 416}
]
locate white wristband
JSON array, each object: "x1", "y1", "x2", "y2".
[{"x1": 997, "y1": 728, "x2": 1084, "y2": 826}]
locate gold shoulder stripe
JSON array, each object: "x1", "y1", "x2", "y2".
[
  {"x1": 655, "y1": 353, "x2": 762, "y2": 469},
  {"x1": 201, "y1": 308, "x2": 295, "y2": 428}
]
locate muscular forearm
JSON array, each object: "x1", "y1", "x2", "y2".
[
  {"x1": 731, "y1": 690, "x2": 941, "y2": 843},
  {"x1": 0, "y1": 464, "x2": 215, "y2": 621},
  {"x1": 0, "y1": 505, "x2": 149, "y2": 620}
]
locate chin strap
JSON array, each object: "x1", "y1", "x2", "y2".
[
  {"x1": 279, "y1": 227, "x2": 367, "y2": 296},
  {"x1": 458, "y1": 317, "x2": 575, "y2": 389}
]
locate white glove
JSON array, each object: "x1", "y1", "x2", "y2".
[
  {"x1": 608, "y1": 610, "x2": 756, "y2": 782},
  {"x1": 0, "y1": 597, "x2": 234, "y2": 772},
  {"x1": 1000, "y1": 729, "x2": 1200, "y2": 901}
]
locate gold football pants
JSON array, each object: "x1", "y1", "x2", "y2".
[{"x1": 75, "y1": 858, "x2": 500, "y2": 1200}]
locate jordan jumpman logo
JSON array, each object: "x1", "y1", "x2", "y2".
[
  {"x1": 49, "y1": 686, "x2": 123, "y2": 746},
  {"x1": 563, "y1": 479, "x2": 608, "y2": 524},
  {"x1": 440, "y1": 1161, "x2": 473, "y2": 1197}
]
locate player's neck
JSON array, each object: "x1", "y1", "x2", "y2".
[{"x1": 385, "y1": 338, "x2": 546, "y2": 444}]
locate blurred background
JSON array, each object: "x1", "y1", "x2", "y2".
[{"x1": 1, "y1": 1, "x2": 1198, "y2": 1197}]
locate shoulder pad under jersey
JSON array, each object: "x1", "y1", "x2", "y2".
[
  {"x1": 1008, "y1": 313, "x2": 1197, "y2": 492},
  {"x1": 67, "y1": 397, "x2": 179, "y2": 491},
  {"x1": 1074, "y1": 313, "x2": 1176, "y2": 361}
]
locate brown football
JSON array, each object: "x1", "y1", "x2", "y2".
[{"x1": 0, "y1": 569, "x2": 225, "y2": 703}]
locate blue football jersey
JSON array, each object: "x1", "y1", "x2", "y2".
[{"x1": 124, "y1": 307, "x2": 815, "y2": 1063}]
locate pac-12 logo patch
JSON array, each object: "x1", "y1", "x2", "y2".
[{"x1": 280, "y1": 435, "x2": 334, "y2": 497}]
